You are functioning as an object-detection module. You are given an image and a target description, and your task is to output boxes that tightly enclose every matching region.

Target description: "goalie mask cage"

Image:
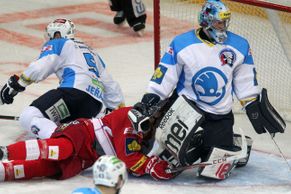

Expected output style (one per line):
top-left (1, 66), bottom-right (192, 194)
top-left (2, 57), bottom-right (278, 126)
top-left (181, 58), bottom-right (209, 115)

top-left (146, 0), bottom-right (291, 121)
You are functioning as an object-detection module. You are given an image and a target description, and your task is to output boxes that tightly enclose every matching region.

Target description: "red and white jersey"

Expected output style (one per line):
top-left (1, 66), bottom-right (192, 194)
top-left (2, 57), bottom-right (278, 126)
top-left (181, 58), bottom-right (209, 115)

top-left (147, 29), bottom-right (260, 114)
top-left (91, 107), bottom-right (151, 176)
top-left (2, 108), bottom-right (153, 181)
top-left (50, 107), bottom-right (150, 178)
top-left (22, 38), bottom-right (124, 109)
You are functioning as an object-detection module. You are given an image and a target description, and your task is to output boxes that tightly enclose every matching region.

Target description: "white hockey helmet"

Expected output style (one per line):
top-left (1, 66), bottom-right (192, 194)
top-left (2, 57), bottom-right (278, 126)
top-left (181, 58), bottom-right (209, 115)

top-left (198, 0), bottom-right (231, 43)
top-left (45, 18), bottom-right (75, 40)
top-left (93, 155), bottom-right (127, 189)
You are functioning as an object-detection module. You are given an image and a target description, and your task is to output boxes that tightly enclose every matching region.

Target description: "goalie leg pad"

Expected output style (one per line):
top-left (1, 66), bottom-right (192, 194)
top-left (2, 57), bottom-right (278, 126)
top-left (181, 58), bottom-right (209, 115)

top-left (246, 88), bottom-right (286, 134)
top-left (154, 95), bottom-right (204, 166)
top-left (233, 134), bottom-right (253, 167)
top-left (198, 147), bottom-right (238, 180)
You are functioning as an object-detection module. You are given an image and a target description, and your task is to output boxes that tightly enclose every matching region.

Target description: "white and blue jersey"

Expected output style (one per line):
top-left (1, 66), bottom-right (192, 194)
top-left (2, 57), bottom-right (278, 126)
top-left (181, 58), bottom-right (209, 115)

top-left (72, 187), bottom-right (101, 194)
top-left (148, 28), bottom-right (260, 114)
top-left (21, 38), bottom-right (124, 109)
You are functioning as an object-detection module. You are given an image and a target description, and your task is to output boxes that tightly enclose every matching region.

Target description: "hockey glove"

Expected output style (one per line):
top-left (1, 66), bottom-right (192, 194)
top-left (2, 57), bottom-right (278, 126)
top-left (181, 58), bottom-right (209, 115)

top-left (145, 156), bottom-right (174, 180)
top-left (0, 75), bottom-right (25, 104)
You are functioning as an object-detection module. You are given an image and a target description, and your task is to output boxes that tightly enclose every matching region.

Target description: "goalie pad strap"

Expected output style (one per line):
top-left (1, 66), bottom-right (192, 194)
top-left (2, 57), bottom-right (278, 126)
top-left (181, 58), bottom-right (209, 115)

top-left (233, 134), bottom-right (253, 167)
top-left (154, 95), bottom-right (204, 166)
top-left (246, 88), bottom-right (286, 134)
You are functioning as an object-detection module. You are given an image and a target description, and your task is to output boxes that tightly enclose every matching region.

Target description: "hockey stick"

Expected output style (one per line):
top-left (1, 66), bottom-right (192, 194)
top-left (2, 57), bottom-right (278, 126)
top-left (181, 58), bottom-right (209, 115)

top-left (166, 128), bottom-right (248, 174)
top-left (266, 130), bottom-right (291, 171)
top-left (166, 162), bottom-right (212, 173)
top-left (0, 115), bottom-right (19, 121)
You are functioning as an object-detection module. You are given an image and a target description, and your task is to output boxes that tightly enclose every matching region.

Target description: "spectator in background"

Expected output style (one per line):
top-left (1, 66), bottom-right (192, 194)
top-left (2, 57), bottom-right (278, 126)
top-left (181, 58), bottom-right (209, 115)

top-left (108, 0), bottom-right (147, 36)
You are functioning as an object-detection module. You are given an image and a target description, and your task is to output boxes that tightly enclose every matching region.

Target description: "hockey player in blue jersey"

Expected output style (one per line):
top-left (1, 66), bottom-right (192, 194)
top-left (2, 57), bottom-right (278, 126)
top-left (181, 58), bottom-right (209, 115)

top-left (129, 0), bottom-right (285, 180)
top-left (0, 18), bottom-right (125, 139)
top-left (72, 155), bottom-right (127, 194)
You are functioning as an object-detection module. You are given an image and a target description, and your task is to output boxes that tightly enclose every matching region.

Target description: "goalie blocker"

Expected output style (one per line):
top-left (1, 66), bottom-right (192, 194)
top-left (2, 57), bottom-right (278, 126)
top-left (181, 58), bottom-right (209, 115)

top-left (245, 88), bottom-right (286, 135)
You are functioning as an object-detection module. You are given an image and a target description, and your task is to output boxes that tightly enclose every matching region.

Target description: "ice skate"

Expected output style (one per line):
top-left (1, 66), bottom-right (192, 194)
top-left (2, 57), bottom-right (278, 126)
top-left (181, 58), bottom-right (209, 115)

top-left (113, 11), bottom-right (125, 26)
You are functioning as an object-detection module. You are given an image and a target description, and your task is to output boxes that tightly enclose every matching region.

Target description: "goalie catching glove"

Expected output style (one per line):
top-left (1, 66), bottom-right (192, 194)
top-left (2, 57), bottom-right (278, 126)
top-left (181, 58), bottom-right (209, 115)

top-left (0, 75), bottom-right (26, 105)
top-left (245, 88), bottom-right (286, 134)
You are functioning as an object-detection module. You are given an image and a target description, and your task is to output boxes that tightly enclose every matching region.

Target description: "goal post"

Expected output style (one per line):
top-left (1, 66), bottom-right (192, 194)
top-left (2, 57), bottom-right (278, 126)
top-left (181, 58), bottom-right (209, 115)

top-left (145, 0), bottom-right (291, 121)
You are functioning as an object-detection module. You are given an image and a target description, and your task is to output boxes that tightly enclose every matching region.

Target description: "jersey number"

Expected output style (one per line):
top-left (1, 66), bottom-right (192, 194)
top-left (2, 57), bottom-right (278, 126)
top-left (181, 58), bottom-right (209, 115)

top-left (133, 0), bottom-right (146, 15)
top-left (83, 53), bottom-right (99, 77)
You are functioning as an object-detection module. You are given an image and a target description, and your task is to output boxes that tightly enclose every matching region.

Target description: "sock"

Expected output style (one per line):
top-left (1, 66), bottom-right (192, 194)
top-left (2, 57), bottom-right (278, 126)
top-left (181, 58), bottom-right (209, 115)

top-left (7, 138), bottom-right (73, 161)
top-left (2, 160), bottom-right (59, 181)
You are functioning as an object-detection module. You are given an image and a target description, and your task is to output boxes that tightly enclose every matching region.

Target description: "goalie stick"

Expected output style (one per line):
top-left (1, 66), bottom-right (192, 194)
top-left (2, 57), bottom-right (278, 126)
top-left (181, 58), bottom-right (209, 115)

top-left (266, 130), bottom-right (291, 171)
top-left (166, 127), bottom-right (248, 174)
top-left (0, 115), bottom-right (19, 121)
top-left (166, 162), bottom-right (212, 173)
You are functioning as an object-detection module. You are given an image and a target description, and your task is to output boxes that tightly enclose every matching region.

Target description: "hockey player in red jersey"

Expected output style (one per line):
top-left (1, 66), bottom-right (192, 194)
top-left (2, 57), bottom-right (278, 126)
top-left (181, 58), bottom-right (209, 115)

top-left (0, 107), bottom-right (175, 181)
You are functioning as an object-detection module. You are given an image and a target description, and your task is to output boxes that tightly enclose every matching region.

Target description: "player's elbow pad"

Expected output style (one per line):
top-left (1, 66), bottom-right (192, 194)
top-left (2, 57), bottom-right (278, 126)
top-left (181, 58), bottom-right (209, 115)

top-left (245, 88), bottom-right (286, 134)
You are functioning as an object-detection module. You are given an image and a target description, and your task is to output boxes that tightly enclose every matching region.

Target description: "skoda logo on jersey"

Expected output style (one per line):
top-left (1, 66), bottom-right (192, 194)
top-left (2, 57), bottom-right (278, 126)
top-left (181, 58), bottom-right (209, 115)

top-left (192, 67), bottom-right (228, 105)
top-left (219, 48), bottom-right (236, 67)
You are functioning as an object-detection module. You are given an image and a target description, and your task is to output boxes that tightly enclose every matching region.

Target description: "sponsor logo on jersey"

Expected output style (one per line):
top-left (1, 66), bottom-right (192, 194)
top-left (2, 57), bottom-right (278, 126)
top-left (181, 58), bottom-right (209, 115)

top-left (130, 155), bottom-right (147, 172)
top-left (150, 65), bottom-right (167, 84)
top-left (48, 146), bottom-right (59, 160)
top-left (92, 79), bottom-right (104, 90)
top-left (219, 48), bottom-right (236, 67)
top-left (41, 45), bottom-right (53, 52)
top-left (14, 165), bottom-right (25, 179)
top-left (192, 67), bottom-right (228, 105)
top-left (125, 138), bottom-right (141, 155)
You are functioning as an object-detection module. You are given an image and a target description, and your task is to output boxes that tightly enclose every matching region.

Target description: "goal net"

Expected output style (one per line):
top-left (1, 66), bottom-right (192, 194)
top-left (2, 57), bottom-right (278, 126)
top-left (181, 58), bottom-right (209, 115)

top-left (145, 0), bottom-right (291, 121)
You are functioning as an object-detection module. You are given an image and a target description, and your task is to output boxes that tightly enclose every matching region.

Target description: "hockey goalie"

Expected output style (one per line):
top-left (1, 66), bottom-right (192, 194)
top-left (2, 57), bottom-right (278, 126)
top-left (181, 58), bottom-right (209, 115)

top-left (128, 0), bottom-right (286, 181)
top-left (128, 90), bottom-right (286, 180)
